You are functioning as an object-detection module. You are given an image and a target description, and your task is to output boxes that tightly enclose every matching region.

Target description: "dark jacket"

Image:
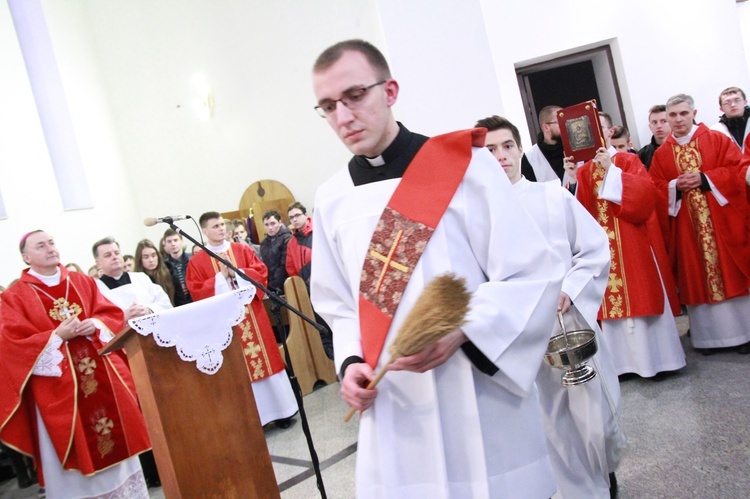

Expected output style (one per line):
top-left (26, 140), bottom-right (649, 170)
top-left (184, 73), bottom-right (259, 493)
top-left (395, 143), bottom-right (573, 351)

top-left (260, 225), bottom-right (292, 293)
top-left (637, 135), bottom-right (661, 170)
top-left (285, 218), bottom-right (313, 288)
top-left (165, 252), bottom-right (192, 306)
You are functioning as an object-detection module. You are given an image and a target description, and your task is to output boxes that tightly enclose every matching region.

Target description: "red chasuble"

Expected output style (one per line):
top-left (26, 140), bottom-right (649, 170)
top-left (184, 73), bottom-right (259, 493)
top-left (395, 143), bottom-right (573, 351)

top-left (185, 243), bottom-right (285, 381)
top-left (359, 128), bottom-right (486, 367)
top-left (576, 152), bottom-right (680, 320)
top-left (0, 266), bottom-right (151, 481)
top-left (650, 124), bottom-right (750, 306)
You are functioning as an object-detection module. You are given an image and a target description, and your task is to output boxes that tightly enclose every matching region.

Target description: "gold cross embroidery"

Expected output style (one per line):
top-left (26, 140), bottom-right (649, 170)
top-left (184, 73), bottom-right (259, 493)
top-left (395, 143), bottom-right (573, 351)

top-left (244, 342), bottom-right (262, 359)
top-left (95, 417), bottom-right (114, 435)
top-left (608, 273), bottom-right (623, 293)
top-left (78, 357), bottom-right (97, 375)
top-left (370, 230), bottom-right (409, 293)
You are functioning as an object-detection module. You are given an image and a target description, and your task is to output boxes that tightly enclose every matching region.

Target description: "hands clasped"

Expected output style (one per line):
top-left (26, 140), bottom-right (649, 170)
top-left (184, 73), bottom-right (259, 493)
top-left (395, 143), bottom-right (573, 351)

top-left (675, 172), bottom-right (702, 192)
top-left (55, 317), bottom-right (97, 341)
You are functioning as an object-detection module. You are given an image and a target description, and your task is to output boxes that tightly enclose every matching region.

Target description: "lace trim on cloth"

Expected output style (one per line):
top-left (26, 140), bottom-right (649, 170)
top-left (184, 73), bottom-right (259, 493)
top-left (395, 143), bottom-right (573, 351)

top-left (98, 326), bottom-right (115, 344)
top-left (33, 333), bottom-right (64, 377)
top-left (128, 287), bottom-right (256, 375)
top-left (97, 468), bottom-right (149, 499)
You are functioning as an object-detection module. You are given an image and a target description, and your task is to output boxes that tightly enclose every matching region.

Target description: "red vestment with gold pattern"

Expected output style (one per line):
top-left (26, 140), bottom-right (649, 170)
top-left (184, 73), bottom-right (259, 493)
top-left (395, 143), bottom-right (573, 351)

top-left (576, 152), bottom-right (680, 320)
top-left (185, 242), bottom-right (285, 380)
top-left (0, 266), bottom-right (151, 482)
top-left (650, 124), bottom-right (750, 306)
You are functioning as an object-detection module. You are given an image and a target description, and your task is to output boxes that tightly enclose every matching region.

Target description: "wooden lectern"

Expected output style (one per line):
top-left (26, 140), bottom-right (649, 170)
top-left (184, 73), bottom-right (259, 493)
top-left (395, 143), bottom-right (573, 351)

top-left (100, 324), bottom-right (280, 498)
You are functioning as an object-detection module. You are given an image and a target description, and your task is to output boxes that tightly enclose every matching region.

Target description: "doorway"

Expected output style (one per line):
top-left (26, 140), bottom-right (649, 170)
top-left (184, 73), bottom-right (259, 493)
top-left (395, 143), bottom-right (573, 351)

top-left (516, 44), bottom-right (627, 145)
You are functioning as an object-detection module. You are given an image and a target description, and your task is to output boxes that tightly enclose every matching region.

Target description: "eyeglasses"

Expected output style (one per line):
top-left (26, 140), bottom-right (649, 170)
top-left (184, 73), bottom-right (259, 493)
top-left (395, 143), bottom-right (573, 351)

top-left (721, 97), bottom-right (745, 106)
top-left (314, 80), bottom-right (387, 118)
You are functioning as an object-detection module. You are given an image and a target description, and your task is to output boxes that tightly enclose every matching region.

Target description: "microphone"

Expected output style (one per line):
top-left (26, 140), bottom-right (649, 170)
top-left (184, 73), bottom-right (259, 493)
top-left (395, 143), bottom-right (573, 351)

top-left (143, 215), bottom-right (191, 227)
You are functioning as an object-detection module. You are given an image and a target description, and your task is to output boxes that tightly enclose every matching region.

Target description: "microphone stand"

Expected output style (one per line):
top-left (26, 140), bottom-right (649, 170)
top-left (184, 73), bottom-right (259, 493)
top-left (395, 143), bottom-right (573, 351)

top-left (170, 222), bottom-right (328, 499)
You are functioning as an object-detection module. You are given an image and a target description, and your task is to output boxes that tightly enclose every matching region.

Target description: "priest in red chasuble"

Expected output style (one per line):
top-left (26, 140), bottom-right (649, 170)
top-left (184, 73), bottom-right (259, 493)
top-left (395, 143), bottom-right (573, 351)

top-left (186, 212), bottom-right (297, 427)
top-left (572, 112), bottom-right (686, 378)
top-left (0, 231), bottom-right (151, 497)
top-left (650, 94), bottom-right (750, 355)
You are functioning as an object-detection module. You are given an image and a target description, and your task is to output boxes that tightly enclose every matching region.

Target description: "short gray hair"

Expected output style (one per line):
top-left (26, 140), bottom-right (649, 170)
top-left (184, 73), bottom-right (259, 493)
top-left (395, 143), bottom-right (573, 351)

top-left (666, 94), bottom-right (694, 110)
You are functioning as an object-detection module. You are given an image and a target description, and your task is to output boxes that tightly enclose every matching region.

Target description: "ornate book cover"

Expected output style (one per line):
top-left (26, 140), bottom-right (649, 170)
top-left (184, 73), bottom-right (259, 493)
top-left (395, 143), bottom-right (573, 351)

top-left (556, 100), bottom-right (605, 163)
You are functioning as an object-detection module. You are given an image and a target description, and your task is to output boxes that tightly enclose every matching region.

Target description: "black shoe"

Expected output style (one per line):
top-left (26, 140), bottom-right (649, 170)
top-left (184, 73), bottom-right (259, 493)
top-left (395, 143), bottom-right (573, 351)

top-left (146, 478), bottom-right (161, 488)
top-left (650, 370), bottom-right (677, 382)
top-left (275, 417), bottom-right (294, 429)
top-left (17, 473), bottom-right (33, 489)
top-left (737, 342), bottom-right (750, 354)
top-left (609, 472), bottom-right (618, 499)
top-left (695, 348), bottom-right (717, 356)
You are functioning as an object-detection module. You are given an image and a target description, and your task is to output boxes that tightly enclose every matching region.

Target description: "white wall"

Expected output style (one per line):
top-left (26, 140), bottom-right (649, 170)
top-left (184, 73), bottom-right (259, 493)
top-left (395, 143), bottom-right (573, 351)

top-left (0, 1), bottom-right (141, 284)
top-left (480, 0), bottom-right (750, 150)
top-left (0, 0), bottom-right (386, 285)
top-left (1, 0), bottom-right (749, 286)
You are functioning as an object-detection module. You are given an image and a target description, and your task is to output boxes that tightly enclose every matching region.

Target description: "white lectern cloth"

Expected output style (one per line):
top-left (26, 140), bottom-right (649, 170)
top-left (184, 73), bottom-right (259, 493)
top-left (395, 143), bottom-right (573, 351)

top-left (129, 287), bottom-right (255, 374)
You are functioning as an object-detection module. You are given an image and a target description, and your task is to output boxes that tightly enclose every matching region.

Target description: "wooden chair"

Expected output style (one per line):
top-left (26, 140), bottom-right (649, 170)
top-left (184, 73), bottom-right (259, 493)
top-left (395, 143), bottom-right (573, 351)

top-left (281, 276), bottom-right (337, 395)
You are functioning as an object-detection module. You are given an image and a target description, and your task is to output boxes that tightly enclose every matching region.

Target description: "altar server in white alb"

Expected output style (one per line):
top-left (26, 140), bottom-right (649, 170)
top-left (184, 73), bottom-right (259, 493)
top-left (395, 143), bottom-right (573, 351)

top-left (310, 39), bottom-right (565, 498)
top-left (478, 114), bottom-right (627, 499)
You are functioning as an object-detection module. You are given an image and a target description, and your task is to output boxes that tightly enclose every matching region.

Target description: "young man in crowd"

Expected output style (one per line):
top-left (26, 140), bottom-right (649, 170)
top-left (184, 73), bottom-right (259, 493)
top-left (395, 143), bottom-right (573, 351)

top-left (521, 104), bottom-right (566, 183)
top-left (478, 114), bottom-right (625, 498)
top-left (637, 104), bottom-right (671, 169)
top-left (710, 86), bottom-right (750, 157)
top-left (163, 228), bottom-right (192, 306)
top-left (186, 212), bottom-right (297, 428)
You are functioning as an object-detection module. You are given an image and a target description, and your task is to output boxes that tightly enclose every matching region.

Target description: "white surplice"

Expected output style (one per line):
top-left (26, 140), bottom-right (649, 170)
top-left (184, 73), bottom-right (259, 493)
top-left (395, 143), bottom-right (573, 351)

top-left (515, 178), bottom-right (626, 499)
top-left (525, 143), bottom-right (573, 186)
top-left (311, 146), bottom-right (565, 499)
top-left (96, 271), bottom-right (173, 315)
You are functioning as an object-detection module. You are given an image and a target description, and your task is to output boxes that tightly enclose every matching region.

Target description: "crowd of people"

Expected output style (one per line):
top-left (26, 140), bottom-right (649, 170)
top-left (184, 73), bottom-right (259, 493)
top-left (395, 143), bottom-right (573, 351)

top-left (309, 39), bottom-right (750, 499)
top-left (0, 203), bottom-right (334, 496)
top-left (1, 35), bottom-right (748, 498)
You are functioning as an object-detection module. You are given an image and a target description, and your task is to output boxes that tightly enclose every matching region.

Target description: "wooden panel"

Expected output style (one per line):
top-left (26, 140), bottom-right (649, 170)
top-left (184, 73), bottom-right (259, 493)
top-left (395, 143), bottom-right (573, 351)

top-left (283, 277), bottom-right (337, 396)
top-left (116, 330), bottom-right (280, 498)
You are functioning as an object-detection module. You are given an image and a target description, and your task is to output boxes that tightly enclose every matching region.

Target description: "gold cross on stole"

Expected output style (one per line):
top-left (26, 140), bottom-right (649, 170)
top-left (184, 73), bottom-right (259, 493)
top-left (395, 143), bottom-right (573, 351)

top-left (369, 230), bottom-right (409, 293)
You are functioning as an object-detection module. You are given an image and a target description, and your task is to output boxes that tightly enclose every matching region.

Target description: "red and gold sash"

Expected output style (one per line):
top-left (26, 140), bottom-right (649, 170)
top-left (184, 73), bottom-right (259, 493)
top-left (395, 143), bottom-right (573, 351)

top-left (358, 128), bottom-right (486, 367)
top-left (590, 163), bottom-right (631, 319)
top-left (672, 139), bottom-right (726, 302)
top-left (211, 246), bottom-right (285, 380)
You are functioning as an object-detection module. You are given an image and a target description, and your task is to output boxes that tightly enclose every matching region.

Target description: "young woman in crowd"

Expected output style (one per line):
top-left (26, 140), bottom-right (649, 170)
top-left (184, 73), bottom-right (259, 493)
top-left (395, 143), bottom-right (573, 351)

top-left (135, 238), bottom-right (176, 305)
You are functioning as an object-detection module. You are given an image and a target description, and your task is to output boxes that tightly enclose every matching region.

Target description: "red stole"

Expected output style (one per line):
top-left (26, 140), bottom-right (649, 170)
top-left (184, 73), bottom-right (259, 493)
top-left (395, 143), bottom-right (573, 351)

top-left (207, 245), bottom-right (285, 381)
top-left (358, 128), bottom-right (486, 367)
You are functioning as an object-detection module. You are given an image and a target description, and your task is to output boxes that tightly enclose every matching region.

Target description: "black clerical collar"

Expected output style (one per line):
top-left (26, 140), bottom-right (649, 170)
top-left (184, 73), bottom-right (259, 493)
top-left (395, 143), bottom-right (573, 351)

top-left (100, 272), bottom-right (132, 290)
top-left (348, 123), bottom-right (429, 186)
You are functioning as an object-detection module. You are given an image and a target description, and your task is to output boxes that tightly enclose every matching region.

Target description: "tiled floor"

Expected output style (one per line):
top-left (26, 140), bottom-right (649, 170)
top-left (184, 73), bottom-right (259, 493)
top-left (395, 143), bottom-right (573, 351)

top-left (3, 315), bottom-right (750, 498)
